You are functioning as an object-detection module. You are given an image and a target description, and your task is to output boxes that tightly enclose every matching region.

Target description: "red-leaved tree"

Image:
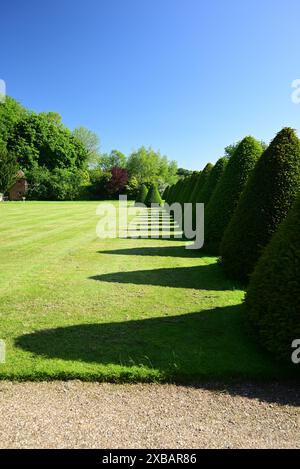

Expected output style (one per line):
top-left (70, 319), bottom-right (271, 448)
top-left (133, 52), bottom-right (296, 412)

top-left (106, 166), bottom-right (128, 197)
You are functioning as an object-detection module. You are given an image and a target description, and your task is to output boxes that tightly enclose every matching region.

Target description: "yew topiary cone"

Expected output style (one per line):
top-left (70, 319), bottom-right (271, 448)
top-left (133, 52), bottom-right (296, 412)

top-left (144, 183), bottom-right (163, 206)
top-left (197, 157), bottom-right (228, 206)
top-left (135, 184), bottom-right (148, 204)
top-left (204, 137), bottom-right (263, 255)
top-left (244, 194), bottom-right (300, 361)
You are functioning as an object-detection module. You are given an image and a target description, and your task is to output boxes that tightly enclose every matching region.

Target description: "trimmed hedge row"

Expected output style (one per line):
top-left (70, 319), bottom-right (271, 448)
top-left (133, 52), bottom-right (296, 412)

top-left (204, 137), bottom-right (263, 254)
top-left (221, 128), bottom-right (300, 281)
top-left (157, 127), bottom-right (300, 365)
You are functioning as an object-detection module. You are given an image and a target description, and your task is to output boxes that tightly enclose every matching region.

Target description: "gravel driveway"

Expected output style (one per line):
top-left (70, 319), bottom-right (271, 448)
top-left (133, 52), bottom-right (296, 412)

top-left (0, 381), bottom-right (299, 449)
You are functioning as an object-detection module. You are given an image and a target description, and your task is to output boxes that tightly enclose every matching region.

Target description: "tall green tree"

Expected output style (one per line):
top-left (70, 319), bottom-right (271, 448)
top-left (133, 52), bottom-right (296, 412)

top-left (0, 146), bottom-right (18, 194)
top-left (0, 96), bottom-right (27, 148)
top-left (7, 113), bottom-right (88, 170)
top-left (73, 127), bottom-right (101, 167)
top-left (98, 149), bottom-right (126, 172)
top-left (126, 146), bottom-right (177, 187)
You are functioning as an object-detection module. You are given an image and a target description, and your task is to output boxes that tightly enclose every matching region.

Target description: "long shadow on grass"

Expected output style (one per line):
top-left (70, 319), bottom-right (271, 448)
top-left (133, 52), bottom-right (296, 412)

top-left (89, 263), bottom-right (238, 291)
top-left (15, 304), bottom-right (297, 402)
top-left (98, 246), bottom-right (204, 258)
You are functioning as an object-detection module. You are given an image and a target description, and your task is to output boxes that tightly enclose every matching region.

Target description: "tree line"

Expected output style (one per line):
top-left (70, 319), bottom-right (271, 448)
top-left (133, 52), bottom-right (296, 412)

top-left (0, 97), bottom-right (179, 200)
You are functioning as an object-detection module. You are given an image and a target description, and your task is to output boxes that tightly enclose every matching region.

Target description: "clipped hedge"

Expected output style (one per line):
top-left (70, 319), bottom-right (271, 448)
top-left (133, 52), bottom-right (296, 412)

top-left (135, 184), bottom-right (149, 204)
top-left (245, 194), bottom-right (300, 361)
top-left (204, 137), bottom-right (263, 254)
top-left (144, 183), bottom-right (163, 206)
top-left (221, 128), bottom-right (300, 281)
top-left (197, 157), bottom-right (228, 205)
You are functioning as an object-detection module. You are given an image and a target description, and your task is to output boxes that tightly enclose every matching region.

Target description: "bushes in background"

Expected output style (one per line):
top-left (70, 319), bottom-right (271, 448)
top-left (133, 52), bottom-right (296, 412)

top-left (221, 128), bottom-right (300, 281)
top-left (244, 194), bottom-right (300, 361)
top-left (26, 166), bottom-right (89, 200)
top-left (204, 137), bottom-right (263, 254)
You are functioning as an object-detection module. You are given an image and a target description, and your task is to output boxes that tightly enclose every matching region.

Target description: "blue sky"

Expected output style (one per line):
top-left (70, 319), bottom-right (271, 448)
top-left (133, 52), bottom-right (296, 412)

top-left (1, 0), bottom-right (300, 169)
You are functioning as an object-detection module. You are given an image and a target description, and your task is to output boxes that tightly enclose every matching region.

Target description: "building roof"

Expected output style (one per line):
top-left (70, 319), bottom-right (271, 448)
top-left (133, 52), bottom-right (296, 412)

top-left (16, 170), bottom-right (26, 179)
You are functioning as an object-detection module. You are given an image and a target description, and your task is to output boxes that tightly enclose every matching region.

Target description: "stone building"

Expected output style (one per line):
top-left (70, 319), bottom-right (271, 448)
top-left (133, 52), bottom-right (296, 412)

top-left (9, 170), bottom-right (28, 201)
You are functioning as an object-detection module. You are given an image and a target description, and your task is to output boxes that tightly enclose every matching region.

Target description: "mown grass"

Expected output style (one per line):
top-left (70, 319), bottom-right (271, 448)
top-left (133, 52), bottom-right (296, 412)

top-left (0, 201), bottom-right (295, 382)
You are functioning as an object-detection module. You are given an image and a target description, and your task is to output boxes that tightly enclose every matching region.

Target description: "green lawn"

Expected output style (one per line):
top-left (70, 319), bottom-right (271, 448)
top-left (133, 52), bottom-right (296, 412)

top-left (0, 201), bottom-right (294, 382)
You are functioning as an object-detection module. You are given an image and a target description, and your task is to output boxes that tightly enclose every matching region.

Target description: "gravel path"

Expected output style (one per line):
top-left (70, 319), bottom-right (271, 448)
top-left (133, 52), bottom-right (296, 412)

top-left (0, 381), bottom-right (299, 449)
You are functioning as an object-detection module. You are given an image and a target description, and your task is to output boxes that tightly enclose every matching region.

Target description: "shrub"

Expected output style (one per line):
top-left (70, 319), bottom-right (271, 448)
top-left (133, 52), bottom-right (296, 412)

top-left (144, 183), bottom-right (162, 206)
top-left (244, 195), bottom-right (300, 361)
top-left (204, 137), bottom-right (263, 254)
top-left (136, 184), bottom-right (148, 204)
top-left (221, 128), bottom-right (300, 280)
top-left (197, 157), bottom-right (228, 205)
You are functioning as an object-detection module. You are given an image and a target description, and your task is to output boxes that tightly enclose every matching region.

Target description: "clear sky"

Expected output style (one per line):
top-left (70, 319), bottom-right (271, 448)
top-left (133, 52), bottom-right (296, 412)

top-left (1, 0), bottom-right (300, 169)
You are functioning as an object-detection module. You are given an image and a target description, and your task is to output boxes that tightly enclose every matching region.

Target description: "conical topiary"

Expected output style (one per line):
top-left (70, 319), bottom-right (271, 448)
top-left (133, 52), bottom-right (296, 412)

top-left (184, 172), bottom-right (200, 203)
top-left (221, 128), bottom-right (300, 281)
top-left (197, 157), bottom-right (228, 206)
top-left (144, 183), bottom-right (163, 206)
top-left (135, 184), bottom-right (148, 204)
top-left (204, 136), bottom-right (263, 254)
top-left (190, 164), bottom-right (213, 204)
top-left (178, 176), bottom-right (193, 205)
top-left (173, 179), bottom-right (185, 203)
top-left (166, 180), bottom-right (180, 204)
top-left (244, 194), bottom-right (300, 361)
